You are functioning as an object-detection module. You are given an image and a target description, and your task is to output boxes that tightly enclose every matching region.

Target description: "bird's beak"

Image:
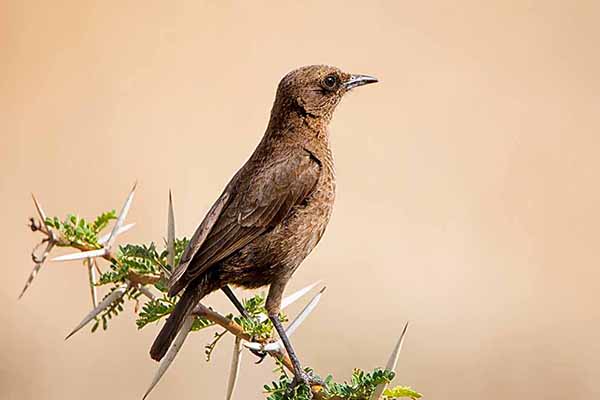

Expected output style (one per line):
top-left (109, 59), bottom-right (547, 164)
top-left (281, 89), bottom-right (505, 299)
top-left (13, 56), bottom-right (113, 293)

top-left (344, 74), bottom-right (378, 90)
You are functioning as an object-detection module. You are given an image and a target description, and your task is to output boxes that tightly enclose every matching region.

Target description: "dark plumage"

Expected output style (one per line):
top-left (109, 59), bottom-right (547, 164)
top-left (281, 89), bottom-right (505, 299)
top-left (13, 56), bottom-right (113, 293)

top-left (150, 65), bottom-right (377, 384)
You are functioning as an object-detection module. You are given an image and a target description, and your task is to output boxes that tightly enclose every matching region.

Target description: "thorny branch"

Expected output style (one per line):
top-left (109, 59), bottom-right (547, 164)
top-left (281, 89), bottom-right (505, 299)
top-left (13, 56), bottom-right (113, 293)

top-left (21, 186), bottom-right (420, 400)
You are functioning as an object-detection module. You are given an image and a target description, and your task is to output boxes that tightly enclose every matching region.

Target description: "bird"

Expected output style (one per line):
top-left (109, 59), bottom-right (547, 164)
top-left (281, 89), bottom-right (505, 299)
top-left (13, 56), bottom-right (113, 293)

top-left (150, 65), bottom-right (377, 387)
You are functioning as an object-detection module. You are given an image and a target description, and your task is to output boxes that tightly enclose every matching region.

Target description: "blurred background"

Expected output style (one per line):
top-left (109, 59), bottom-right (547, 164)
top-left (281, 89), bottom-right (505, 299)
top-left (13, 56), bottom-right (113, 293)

top-left (2, 1), bottom-right (599, 399)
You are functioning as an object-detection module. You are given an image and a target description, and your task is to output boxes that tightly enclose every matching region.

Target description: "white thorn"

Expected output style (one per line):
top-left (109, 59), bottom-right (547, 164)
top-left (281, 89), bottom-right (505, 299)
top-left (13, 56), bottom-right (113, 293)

top-left (98, 223), bottom-right (135, 245)
top-left (283, 286), bottom-right (325, 338)
top-left (257, 280), bottom-right (322, 323)
top-left (244, 287), bottom-right (326, 352)
top-left (370, 322), bottom-right (410, 400)
top-left (242, 340), bottom-right (262, 351)
top-left (20, 240), bottom-right (54, 299)
top-left (138, 285), bottom-right (156, 300)
top-left (281, 280), bottom-right (322, 312)
top-left (65, 285), bottom-right (128, 340)
top-left (143, 315), bottom-right (194, 400)
top-left (385, 322), bottom-right (409, 371)
top-left (105, 182), bottom-right (137, 250)
top-left (31, 193), bottom-right (49, 230)
top-left (226, 337), bottom-right (243, 400)
top-left (18, 263), bottom-right (43, 299)
top-left (87, 259), bottom-right (98, 307)
top-left (166, 190), bottom-right (175, 276)
top-left (51, 248), bottom-right (108, 262)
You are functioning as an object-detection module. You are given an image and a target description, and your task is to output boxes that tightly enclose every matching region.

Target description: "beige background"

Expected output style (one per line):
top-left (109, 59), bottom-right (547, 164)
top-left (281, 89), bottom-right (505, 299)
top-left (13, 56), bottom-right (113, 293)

top-left (2, 1), bottom-right (599, 399)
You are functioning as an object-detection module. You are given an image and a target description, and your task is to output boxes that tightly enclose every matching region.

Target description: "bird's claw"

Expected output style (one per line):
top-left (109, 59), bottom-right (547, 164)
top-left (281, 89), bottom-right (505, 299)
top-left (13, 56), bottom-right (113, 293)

top-left (247, 333), bottom-right (268, 363)
top-left (249, 348), bottom-right (268, 364)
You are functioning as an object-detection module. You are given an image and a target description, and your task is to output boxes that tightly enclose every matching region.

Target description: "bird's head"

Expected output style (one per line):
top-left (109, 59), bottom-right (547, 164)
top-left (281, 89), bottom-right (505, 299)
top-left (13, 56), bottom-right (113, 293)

top-left (271, 65), bottom-right (378, 124)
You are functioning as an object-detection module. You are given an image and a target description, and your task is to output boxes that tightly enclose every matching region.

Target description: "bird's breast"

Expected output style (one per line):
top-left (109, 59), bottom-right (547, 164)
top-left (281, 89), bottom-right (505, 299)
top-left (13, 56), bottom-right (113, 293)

top-left (221, 158), bottom-right (336, 288)
top-left (280, 165), bottom-right (336, 264)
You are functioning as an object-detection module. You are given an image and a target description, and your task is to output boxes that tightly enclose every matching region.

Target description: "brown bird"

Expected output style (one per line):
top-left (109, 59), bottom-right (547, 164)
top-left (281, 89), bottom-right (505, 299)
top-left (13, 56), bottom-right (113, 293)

top-left (150, 65), bottom-right (377, 386)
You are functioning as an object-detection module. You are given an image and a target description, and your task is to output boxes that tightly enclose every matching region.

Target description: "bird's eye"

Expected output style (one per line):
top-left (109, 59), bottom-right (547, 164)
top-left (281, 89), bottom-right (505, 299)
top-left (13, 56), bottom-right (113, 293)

top-left (323, 75), bottom-right (338, 89)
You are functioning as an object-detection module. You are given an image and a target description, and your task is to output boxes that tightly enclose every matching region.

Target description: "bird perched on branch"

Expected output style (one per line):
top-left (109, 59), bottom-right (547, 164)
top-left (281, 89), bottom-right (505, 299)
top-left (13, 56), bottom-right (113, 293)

top-left (150, 65), bottom-right (377, 387)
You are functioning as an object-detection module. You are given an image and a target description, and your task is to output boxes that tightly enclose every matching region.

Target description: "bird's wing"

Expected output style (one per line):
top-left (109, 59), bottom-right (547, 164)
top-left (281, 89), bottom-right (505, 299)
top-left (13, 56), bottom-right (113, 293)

top-left (168, 150), bottom-right (320, 295)
top-left (168, 190), bottom-right (230, 291)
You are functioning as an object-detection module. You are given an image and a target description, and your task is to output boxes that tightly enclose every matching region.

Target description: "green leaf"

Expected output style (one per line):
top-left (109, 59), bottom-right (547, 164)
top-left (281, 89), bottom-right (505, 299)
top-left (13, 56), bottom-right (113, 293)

top-left (91, 210), bottom-right (117, 233)
top-left (45, 213), bottom-right (108, 248)
top-left (136, 297), bottom-right (176, 329)
top-left (384, 386), bottom-right (422, 399)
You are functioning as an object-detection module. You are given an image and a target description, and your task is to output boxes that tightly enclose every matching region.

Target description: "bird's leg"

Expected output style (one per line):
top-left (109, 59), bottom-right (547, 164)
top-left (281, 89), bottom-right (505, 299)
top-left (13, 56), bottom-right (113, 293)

top-left (221, 285), bottom-right (252, 319)
top-left (269, 315), bottom-right (309, 381)
top-left (267, 281), bottom-right (322, 396)
top-left (220, 285), bottom-right (267, 363)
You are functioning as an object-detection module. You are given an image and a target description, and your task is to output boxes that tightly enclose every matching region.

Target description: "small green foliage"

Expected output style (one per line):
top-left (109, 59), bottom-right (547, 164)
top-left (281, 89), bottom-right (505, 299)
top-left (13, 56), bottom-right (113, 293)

top-left (119, 242), bottom-right (163, 274)
top-left (98, 239), bottom-right (188, 288)
top-left (242, 292), bottom-right (268, 317)
top-left (264, 368), bottom-right (403, 400)
top-left (46, 212), bottom-right (116, 248)
top-left (264, 372), bottom-right (312, 400)
top-left (232, 293), bottom-right (274, 341)
top-left (92, 210), bottom-right (118, 233)
top-left (323, 368), bottom-right (395, 400)
top-left (230, 292), bottom-right (288, 342)
top-left (236, 315), bottom-right (274, 342)
top-left (98, 243), bottom-right (164, 285)
top-left (263, 368), bottom-right (416, 400)
top-left (383, 386), bottom-right (422, 399)
top-left (136, 295), bottom-right (216, 331)
top-left (191, 315), bottom-right (215, 331)
top-left (136, 296), bottom-right (176, 329)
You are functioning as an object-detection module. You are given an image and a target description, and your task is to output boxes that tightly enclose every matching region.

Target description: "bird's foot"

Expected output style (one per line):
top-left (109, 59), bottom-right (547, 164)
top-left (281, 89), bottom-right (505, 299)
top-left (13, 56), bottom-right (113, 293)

top-left (284, 370), bottom-right (324, 399)
top-left (249, 347), bottom-right (268, 363)
top-left (247, 331), bottom-right (270, 363)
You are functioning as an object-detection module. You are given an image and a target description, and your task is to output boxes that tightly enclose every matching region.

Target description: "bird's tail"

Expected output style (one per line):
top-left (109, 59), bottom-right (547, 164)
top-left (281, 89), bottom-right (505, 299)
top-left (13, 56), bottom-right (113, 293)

top-left (149, 283), bottom-right (205, 361)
